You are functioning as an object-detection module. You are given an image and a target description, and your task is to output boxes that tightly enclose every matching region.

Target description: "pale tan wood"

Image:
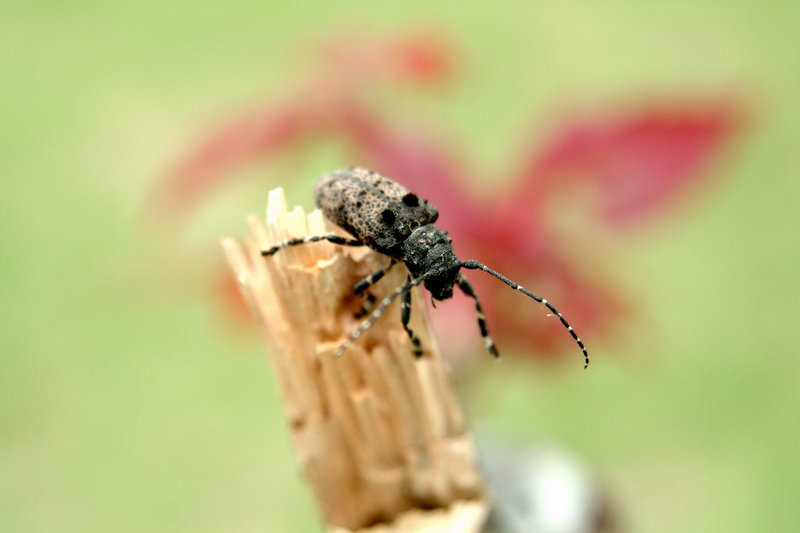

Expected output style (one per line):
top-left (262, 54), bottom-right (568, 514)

top-left (223, 188), bottom-right (488, 532)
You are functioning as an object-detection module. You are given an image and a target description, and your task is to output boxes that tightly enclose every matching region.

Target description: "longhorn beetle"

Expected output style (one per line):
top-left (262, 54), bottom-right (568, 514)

top-left (261, 167), bottom-right (589, 368)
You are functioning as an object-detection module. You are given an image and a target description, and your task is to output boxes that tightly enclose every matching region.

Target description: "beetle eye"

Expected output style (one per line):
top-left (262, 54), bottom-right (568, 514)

top-left (381, 209), bottom-right (396, 225)
top-left (402, 193), bottom-right (419, 207)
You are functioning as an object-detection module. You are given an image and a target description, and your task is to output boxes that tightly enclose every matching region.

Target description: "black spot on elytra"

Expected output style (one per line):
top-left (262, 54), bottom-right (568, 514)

top-left (381, 209), bottom-right (396, 225)
top-left (402, 193), bottom-right (419, 207)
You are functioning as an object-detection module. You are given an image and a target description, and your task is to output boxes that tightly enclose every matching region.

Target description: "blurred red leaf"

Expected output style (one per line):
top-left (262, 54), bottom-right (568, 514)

top-left (508, 101), bottom-right (741, 228)
top-left (155, 102), bottom-right (314, 216)
top-left (155, 30), bottom-right (743, 363)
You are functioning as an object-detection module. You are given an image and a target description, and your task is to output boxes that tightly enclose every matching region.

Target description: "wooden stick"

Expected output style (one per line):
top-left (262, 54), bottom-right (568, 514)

top-left (222, 188), bottom-right (488, 532)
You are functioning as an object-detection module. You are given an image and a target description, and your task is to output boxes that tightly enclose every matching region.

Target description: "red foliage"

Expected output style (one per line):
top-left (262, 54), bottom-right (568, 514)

top-left (509, 103), bottom-right (740, 226)
top-left (156, 30), bottom-right (741, 362)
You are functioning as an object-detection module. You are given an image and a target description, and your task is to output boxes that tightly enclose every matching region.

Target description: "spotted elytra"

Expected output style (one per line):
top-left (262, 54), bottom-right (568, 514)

top-left (261, 167), bottom-right (589, 368)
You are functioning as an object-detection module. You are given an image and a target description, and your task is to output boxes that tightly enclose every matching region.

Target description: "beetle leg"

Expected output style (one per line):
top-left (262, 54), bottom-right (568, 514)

top-left (261, 234), bottom-right (363, 257)
top-left (457, 274), bottom-right (500, 359)
top-left (353, 260), bottom-right (396, 318)
top-left (401, 276), bottom-right (425, 358)
top-left (354, 259), bottom-right (397, 294)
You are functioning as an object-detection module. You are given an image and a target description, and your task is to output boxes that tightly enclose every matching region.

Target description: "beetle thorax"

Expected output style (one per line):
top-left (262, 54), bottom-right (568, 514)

top-left (400, 225), bottom-right (461, 300)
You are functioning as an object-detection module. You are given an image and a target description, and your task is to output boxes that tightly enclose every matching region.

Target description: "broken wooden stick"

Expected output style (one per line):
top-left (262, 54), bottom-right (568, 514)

top-left (222, 187), bottom-right (488, 532)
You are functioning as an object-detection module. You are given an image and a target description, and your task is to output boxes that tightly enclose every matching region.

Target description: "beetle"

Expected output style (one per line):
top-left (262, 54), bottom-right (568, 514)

top-left (261, 167), bottom-right (589, 368)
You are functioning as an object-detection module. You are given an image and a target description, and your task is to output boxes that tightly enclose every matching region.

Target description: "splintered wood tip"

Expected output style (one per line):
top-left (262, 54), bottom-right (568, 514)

top-left (223, 188), bottom-right (488, 532)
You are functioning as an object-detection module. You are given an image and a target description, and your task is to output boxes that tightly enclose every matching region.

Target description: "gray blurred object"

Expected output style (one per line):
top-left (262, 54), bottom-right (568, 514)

top-left (480, 440), bottom-right (618, 533)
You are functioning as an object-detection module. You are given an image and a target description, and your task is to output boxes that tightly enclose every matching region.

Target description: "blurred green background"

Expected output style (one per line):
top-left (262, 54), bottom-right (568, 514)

top-left (2, 2), bottom-right (799, 532)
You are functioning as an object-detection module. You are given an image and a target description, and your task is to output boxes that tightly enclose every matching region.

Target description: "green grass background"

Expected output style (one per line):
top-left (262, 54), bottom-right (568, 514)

top-left (2, 2), bottom-right (799, 531)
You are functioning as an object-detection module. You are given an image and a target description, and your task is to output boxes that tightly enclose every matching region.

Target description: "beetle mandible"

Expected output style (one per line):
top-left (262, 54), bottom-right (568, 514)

top-left (261, 167), bottom-right (589, 368)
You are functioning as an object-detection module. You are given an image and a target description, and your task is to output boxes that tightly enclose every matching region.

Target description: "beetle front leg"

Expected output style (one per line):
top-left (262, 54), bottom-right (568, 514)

top-left (353, 260), bottom-right (396, 318)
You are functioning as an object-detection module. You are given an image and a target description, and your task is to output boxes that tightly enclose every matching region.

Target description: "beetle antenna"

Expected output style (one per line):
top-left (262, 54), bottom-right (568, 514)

top-left (334, 275), bottom-right (428, 358)
top-left (460, 260), bottom-right (589, 368)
